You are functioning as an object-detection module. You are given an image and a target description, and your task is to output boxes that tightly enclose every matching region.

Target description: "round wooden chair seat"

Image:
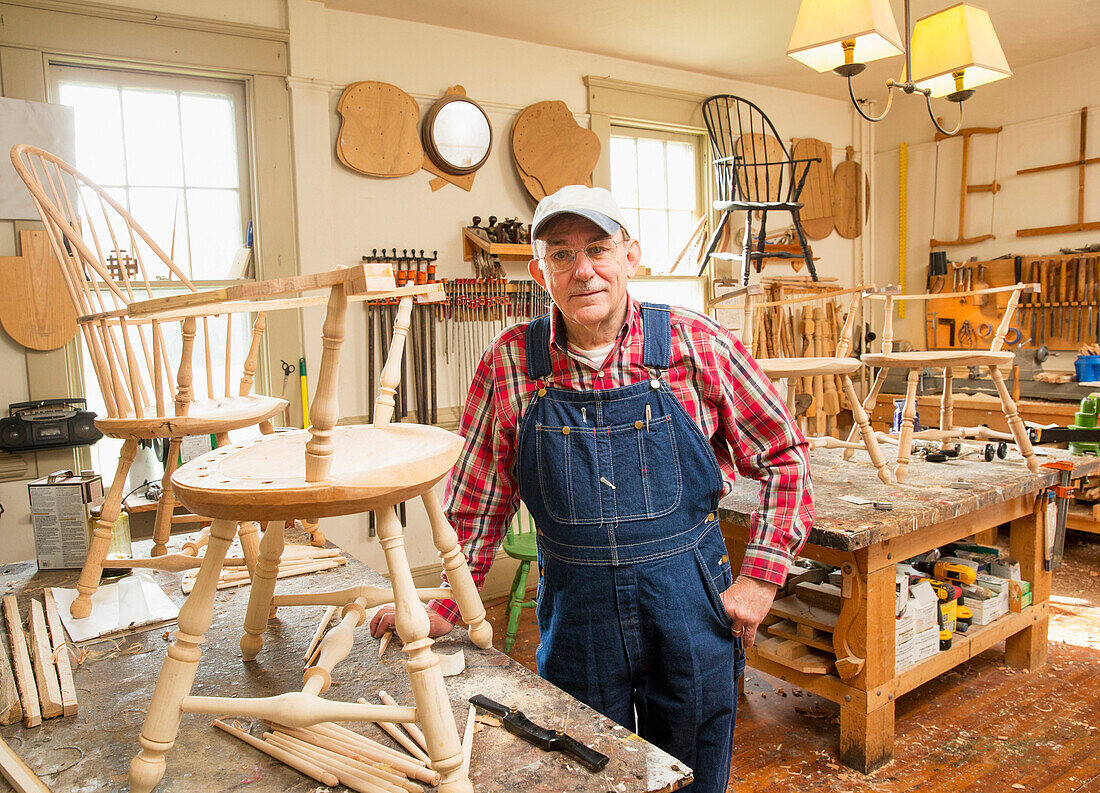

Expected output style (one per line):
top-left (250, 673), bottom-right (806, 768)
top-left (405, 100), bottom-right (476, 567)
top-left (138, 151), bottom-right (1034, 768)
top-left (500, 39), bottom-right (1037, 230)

top-left (757, 356), bottom-right (862, 379)
top-left (172, 424), bottom-right (463, 520)
top-left (861, 350), bottom-right (1015, 369)
top-left (95, 395), bottom-right (287, 439)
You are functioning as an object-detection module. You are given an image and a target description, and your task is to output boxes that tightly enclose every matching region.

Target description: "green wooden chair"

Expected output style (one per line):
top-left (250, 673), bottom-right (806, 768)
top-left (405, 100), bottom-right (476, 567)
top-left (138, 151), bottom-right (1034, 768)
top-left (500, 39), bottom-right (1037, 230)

top-left (502, 502), bottom-right (538, 652)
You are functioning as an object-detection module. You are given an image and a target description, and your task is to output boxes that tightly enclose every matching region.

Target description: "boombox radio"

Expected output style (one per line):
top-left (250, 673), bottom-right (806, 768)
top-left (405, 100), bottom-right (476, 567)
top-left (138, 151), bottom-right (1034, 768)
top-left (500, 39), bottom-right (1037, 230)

top-left (0, 399), bottom-right (103, 452)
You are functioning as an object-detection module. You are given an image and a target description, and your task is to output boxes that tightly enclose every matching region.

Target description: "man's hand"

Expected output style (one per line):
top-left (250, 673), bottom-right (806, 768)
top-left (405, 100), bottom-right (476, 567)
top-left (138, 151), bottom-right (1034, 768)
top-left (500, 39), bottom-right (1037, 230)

top-left (719, 576), bottom-right (778, 648)
top-left (369, 605), bottom-right (454, 641)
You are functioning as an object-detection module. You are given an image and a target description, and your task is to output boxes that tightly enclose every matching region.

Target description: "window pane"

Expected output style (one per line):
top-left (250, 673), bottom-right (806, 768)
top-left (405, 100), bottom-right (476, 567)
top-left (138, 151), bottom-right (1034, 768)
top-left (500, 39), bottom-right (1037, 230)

top-left (621, 208), bottom-right (640, 240)
top-left (636, 138), bottom-right (666, 208)
top-left (186, 188), bottom-right (242, 280)
top-left (181, 93), bottom-right (239, 188)
top-left (639, 209), bottom-right (669, 272)
top-left (610, 136), bottom-right (638, 208)
top-left (130, 187), bottom-right (190, 276)
top-left (122, 89), bottom-right (184, 186)
top-left (668, 210), bottom-right (695, 266)
top-left (666, 142), bottom-right (696, 210)
top-left (59, 84), bottom-right (126, 185)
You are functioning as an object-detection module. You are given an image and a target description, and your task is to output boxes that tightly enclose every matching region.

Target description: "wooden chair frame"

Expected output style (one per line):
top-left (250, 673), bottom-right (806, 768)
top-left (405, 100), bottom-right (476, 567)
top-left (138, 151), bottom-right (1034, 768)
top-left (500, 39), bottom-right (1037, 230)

top-left (855, 283), bottom-right (1041, 482)
top-left (9, 144), bottom-right (328, 618)
top-left (713, 285), bottom-right (892, 483)
top-left (125, 274), bottom-right (489, 793)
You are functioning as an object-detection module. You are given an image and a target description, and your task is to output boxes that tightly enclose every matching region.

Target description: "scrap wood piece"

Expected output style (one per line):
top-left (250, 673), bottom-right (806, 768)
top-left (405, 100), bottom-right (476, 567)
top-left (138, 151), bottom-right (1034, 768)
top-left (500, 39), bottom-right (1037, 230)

top-left (460, 703), bottom-right (476, 778)
top-left (377, 629), bottom-right (393, 659)
top-left (304, 605), bottom-right (338, 664)
top-left (765, 619), bottom-right (834, 653)
top-left (795, 581), bottom-right (843, 613)
top-left (378, 690), bottom-right (428, 752)
top-left (754, 636), bottom-right (833, 674)
top-left (25, 603), bottom-right (62, 719)
top-left (2, 596), bottom-right (40, 728)
top-left (0, 624), bottom-right (21, 725)
top-left (41, 591), bottom-right (76, 717)
top-left (213, 718), bottom-right (339, 787)
top-left (769, 593), bottom-right (839, 633)
top-left (0, 735), bottom-right (51, 793)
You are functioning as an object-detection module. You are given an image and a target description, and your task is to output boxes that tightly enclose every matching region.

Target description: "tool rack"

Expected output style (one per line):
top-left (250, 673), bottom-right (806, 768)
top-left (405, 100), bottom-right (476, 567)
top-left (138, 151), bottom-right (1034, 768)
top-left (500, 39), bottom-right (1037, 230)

top-left (925, 253), bottom-right (1100, 352)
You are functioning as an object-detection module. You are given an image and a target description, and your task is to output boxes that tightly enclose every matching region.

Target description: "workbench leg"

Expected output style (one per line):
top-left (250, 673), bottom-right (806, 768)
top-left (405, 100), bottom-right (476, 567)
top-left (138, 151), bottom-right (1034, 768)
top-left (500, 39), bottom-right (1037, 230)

top-left (839, 558), bottom-right (895, 772)
top-left (840, 700), bottom-right (895, 773)
top-left (130, 518), bottom-right (237, 793)
top-left (151, 438), bottom-right (182, 557)
top-left (376, 507), bottom-right (471, 793)
top-left (422, 490), bottom-right (492, 649)
top-left (241, 520), bottom-right (284, 662)
top-left (1006, 499), bottom-right (1049, 670)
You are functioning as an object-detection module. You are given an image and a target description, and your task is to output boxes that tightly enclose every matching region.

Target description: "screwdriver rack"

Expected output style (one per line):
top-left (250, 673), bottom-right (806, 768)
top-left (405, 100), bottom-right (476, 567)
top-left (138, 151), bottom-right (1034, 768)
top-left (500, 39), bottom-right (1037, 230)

top-left (925, 253), bottom-right (1100, 352)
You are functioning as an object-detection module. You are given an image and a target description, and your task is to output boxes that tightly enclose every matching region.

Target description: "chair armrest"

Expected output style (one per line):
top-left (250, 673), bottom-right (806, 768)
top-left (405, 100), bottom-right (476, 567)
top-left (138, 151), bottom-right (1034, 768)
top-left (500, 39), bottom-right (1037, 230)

top-left (126, 262), bottom-right (397, 319)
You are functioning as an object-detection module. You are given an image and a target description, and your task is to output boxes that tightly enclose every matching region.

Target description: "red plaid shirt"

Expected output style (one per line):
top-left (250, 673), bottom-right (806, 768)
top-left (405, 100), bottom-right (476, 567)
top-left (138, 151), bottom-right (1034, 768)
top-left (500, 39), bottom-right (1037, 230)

top-left (432, 298), bottom-right (813, 624)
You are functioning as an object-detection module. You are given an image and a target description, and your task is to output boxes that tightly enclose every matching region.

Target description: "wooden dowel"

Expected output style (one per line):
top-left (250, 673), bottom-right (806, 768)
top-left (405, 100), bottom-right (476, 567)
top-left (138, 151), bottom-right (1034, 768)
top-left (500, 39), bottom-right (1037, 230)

top-left (265, 725), bottom-right (421, 792)
top-left (265, 732), bottom-right (405, 793)
top-left (307, 722), bottom-right (436, 781)
top-left (377, 691), bottom-right (427, 752)
top-left (213, 718), bottom-right (339, 787)
top-left (303, 605), bottom-right (338, 664)
top-left (460, 703), bottom-right (475, 778)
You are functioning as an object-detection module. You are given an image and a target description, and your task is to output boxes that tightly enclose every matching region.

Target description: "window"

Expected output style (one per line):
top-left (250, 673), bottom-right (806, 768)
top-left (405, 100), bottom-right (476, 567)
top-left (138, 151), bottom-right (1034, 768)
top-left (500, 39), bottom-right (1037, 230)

top-left (610, 128), bottom-right (704, 275)
top-left (52, 64), bottom-right (252, 282)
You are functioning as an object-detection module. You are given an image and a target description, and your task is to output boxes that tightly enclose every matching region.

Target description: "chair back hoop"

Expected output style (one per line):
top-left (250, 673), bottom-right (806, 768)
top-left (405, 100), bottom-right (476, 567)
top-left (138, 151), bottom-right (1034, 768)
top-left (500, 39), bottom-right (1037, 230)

top-left (9, 144), bottom-right (264, 422)
top-left (701, 95), bottom-right (815, 204)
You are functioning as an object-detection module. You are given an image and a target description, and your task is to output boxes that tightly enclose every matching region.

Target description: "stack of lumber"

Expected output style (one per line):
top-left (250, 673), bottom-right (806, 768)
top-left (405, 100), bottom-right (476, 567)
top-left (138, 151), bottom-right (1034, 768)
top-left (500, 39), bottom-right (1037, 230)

top-left (757, 575), bottom-right (844, 676)
top-left (0, 591), bottom-right (78, 728)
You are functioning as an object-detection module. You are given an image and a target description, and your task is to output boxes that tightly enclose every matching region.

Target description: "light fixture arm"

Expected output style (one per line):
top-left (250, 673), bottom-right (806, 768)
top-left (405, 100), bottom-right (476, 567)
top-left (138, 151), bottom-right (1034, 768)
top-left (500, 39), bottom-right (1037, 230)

top-left (847, 75), bottom-right (897, 123)
top-left (924, 91), bottom-right (964, 136)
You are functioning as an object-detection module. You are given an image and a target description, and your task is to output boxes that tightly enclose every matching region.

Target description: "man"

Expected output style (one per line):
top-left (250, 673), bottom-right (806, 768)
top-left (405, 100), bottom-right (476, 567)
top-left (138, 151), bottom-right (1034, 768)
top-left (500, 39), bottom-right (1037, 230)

top-left (372, 185), bottom-right (813, 790)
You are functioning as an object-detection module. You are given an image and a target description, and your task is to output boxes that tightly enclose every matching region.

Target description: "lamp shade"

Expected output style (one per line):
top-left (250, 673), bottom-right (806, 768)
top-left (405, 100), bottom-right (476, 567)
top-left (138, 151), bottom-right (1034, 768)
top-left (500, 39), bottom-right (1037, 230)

top-left (787, 0), bottom-right (904, 72)
top-left (910, 4), bottom-right (1011, 97)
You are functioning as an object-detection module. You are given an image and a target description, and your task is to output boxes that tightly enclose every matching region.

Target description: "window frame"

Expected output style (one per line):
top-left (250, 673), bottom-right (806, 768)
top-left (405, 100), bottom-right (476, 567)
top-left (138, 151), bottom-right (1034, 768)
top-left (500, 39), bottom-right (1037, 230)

top-left (609, 123), bottom-right (708, 276)
top-left (48, 61), bottom-right (255, 286)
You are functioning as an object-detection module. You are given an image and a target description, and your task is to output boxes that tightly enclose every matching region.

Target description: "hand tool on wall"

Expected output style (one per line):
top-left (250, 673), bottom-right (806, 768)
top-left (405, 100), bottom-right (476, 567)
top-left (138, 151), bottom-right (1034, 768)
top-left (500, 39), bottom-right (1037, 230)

top-left (469, 695), bottom-right (610, 772)
top-left (1076, 257), bottom-right (1087, 342)
top-left (929, 126), bottom-right (1001, 247)
top-left (1059, 258), bottom-right (1068, 340)
top-left (1039, 460), bottom-right (1074, 570)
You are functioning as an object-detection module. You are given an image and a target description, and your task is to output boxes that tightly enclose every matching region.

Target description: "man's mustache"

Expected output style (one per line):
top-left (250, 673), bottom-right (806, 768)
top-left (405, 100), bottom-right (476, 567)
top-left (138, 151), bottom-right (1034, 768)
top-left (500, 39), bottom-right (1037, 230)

top-left (568, 280), bottom-right (603, 296)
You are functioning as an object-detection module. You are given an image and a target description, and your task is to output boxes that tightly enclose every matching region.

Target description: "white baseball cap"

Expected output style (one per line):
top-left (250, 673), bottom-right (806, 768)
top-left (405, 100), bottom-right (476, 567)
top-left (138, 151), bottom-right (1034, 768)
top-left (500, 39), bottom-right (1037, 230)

top-left (530, 185), bottom-right (629, 253)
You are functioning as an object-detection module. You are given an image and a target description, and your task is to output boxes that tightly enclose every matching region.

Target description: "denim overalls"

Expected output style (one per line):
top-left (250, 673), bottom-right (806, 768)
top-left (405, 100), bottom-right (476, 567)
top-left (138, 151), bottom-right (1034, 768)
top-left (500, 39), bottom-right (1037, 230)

top-left (515, 303), bottom-right (745, 792)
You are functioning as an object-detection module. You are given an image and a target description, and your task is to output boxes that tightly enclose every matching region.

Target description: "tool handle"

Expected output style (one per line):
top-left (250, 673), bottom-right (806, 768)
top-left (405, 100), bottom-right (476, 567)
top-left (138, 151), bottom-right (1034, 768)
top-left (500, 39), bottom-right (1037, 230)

top-left (468, 694), bottom-right (509, 718)
top-left (469, 695), bottom-right (610, 772)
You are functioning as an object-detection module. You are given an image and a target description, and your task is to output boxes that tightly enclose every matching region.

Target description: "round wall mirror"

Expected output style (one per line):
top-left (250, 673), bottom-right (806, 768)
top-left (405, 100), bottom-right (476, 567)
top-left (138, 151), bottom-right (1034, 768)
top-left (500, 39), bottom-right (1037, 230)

top-left (421, 94), bottom-right (492, 176)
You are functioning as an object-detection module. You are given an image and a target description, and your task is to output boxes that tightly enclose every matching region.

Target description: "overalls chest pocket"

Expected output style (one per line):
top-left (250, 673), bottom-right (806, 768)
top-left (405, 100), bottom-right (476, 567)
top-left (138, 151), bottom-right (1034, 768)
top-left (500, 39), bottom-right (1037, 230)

top-left (533, 412), bottom-right (682, 525)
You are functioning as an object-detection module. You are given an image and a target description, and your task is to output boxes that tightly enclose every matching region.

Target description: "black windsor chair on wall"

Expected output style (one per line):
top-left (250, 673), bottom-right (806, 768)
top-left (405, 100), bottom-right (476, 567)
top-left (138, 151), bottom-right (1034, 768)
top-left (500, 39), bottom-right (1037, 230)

top-left (699, 94), bottom-right (820, 284)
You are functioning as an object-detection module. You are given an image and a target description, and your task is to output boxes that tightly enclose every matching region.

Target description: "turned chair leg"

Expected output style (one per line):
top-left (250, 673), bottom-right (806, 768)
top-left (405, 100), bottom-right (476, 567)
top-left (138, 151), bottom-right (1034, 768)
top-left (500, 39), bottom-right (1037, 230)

top-left (130, 518), bottom-right (238, 793)
top-left (422, 490), bottom-right (492, 649)
top-left (375, 506), bottom-right (471, 793)
top-left (241, 520), bottom-right (284, 661)
top-left (151, 439), bottom-right (182, 557)
top-left (237, 521), bottom-right (261, 580)
top-left (302, 519), bottom-right (326, 547)
top-left (941, 368), bottom-right (958, 452)
top-left (844, 368), bottom-right (886, 461)
top-left (71, 438), bottom-right (139, 619)
top-left (504, 560), bottom-right (531, 653)
top-left (895, 369), bottom-right (920, 483)
top-left (990, 365), bottom-right (1041, 473)
top-left (840, 374), bottom-right (891, 484)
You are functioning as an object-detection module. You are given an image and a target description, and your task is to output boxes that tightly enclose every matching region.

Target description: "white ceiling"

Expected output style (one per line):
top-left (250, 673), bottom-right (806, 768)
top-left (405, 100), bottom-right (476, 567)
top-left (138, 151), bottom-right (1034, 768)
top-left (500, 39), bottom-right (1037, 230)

top-left (320, 0), bottom-right (1100, 100)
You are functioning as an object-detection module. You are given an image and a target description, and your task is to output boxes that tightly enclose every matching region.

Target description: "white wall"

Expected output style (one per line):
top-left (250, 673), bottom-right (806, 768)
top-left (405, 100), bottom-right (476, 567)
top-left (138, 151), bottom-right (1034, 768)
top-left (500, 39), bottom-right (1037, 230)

top-left (282, 0), bottom-right (862, 582)
top-left (872, 44), bottom-right (1100, 346)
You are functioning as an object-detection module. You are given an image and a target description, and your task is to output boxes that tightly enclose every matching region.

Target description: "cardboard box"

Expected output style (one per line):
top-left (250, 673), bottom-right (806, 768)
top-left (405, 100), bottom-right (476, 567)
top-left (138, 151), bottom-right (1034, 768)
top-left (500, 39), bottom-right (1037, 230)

top-left (962, 589), bottom-right (1008, 624)
top-left (992, 558), bottom-right (1022, 581)
top-left (1009, 579), bottom-right (1032, 613)
top-left (28, 470), bottom-right (103, 570)
top-left (909, 581), bottom-right (939, 632)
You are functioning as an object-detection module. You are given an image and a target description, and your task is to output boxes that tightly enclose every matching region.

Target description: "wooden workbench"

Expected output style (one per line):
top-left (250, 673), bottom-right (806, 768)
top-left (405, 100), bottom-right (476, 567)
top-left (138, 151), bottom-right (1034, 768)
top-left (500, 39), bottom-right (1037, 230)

top-left (0, 535), bottom-right (690, 792)
top-left (718, 447), bottom-right (1099, 774)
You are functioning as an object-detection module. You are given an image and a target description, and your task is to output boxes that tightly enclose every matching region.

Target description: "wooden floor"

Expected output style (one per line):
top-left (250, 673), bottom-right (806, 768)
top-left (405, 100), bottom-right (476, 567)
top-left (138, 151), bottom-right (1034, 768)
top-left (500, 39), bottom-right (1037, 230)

top-left (482, 529), bottom-right (1100, 793)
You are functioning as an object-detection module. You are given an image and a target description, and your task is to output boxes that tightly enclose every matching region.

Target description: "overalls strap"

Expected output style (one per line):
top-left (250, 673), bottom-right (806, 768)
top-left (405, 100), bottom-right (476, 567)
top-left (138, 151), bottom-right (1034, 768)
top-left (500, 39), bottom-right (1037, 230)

top-left (523, 304), bottom-right (672, 379)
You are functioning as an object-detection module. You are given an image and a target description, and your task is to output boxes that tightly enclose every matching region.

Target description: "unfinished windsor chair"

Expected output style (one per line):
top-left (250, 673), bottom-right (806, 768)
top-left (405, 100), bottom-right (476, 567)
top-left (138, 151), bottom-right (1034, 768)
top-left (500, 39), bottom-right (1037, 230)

top-left (711, 284), bottom-right (892, 483)
top-left (125, 273), bottom-right (491, 793)
top-left (9, 144), bottom-right (329, 619)
top-left (856, 283), bottom-right (1041, 482)
top-left (699, 94), bottom-right (819, 283)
